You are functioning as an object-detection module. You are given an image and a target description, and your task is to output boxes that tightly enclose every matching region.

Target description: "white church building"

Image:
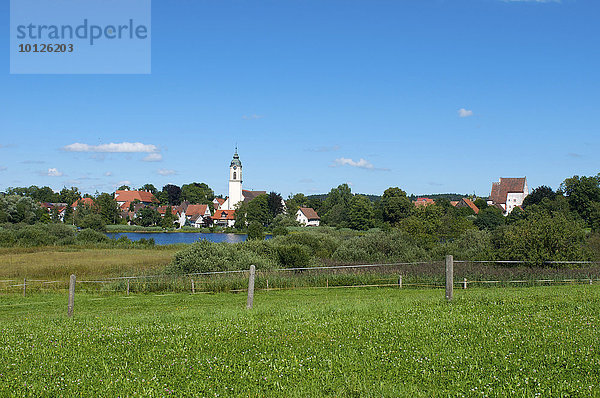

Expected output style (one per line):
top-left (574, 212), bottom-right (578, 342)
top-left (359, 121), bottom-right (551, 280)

top-left (218, 150), bottom-right (266, 212)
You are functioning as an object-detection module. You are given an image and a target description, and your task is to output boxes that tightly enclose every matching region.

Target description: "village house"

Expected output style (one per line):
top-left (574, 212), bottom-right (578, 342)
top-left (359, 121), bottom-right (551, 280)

top-left (296, 207), bottom-right (320, 227)
top-left (211, 209), bottom-right (236, 227)
top-left (71, 197), bottom-right (94, 211)
top-left (40, 202), bottom-right (68, 221)
top-left (114, 189), bottom-right (157, 211)
top-left (454, 198), bottom-right (479, 214)
top-left (185, 204), bottom-right (212, 228)
top-left (487, 177), bottom-right (529, 214)
top-left (413, 197), bottom-right (435, 207)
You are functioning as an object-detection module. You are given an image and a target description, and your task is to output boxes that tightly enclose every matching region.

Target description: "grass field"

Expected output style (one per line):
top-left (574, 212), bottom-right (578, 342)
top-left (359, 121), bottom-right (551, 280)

top-left (1, 286), bottom-right (599, 396)
top-left (0, 247), bottom-right (179, 280)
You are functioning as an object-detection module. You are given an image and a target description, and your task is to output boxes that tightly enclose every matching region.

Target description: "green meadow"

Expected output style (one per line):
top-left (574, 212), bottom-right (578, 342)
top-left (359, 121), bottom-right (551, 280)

top-left (1, 286), bottom-right (599, 397)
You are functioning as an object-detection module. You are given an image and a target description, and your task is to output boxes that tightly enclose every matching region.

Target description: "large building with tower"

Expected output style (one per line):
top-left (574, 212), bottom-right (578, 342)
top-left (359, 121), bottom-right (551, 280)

top-left (219, 150), bottom-right (266, 211)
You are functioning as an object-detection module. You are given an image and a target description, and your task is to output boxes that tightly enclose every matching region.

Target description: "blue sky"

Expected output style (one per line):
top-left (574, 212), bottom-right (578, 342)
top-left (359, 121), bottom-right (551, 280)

top-left (1, 0), bottom-right (599, 198)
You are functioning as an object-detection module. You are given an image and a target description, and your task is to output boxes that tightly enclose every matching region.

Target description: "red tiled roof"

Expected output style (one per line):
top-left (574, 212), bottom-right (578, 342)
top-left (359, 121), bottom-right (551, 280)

top-left (186, 204), bottom-right (208, 216)
top-left (489, 178), bottom-right (526, 205)
top-left (212, 210), bottom-right (236, 220)
top-left (114, 190), bottom-right (157, 204)
top-left (458, 198), bottom-right (479, 214)
top-left (450, 201), bottom-right (459, 207)
top-left (120, 201), bottom-right (131, 211)
top-left (298, 207), bottom-right (320, 220)
top-left (414, 197), bottom-right (435, 207)
top-left (71, 197), bottom-right (94, 208)
top-left (214, 198), bottom-right (225, 205)
top-left (158, 206), bottom-right (178, 215)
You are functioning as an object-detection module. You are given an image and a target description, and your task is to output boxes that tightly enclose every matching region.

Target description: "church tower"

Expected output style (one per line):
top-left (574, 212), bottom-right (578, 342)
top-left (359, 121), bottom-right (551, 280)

top-left (227, 149), bottom-right (243, 210)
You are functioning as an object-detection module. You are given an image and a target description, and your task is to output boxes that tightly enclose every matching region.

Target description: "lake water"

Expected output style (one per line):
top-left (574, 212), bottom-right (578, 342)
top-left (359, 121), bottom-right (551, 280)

top-left (106, 232), bottom-right (250, 245)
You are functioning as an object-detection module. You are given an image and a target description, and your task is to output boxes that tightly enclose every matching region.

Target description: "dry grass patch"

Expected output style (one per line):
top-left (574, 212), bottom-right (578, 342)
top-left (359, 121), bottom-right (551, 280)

top-left (0, 247), bottom-right (178, 280)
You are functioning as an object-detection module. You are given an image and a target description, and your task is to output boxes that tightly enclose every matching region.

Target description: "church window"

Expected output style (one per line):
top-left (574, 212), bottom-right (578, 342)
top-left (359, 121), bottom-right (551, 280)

top-left (233, 172), bottom-right (236, 179)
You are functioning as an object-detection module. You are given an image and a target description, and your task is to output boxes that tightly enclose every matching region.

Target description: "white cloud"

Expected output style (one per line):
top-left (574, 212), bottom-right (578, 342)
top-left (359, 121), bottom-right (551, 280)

top-left (46, 168), bottom-right (63, 177)
top-left (62, 142), bottom-right (159, 153)
top-left (104, 171), bottom-right (113, 176)
top-left (242, 114), bottom-right (264, 120)
top-left (333, 157), bottom-right (375, 169)
top-left (157, 169), bottom-right (176, 176)
top-left (143, 153), bottom-right (163, 162)
top-left (458, 108), bottom-right (474, 118)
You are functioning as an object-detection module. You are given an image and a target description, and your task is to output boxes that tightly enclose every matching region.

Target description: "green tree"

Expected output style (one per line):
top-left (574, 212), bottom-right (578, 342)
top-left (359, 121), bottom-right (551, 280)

top-left (474, 207), bottom-right (505, 230)
top-left (247, 221), bottom-right (264, 240)
top-left (117, 185), bottom-right (131, 191)
top-left (95, 193), bottom-right (121, 225)
top-left (246, 194), bottom-right (271, 226)
top-left (162, 184), bottom-right (182, 206)
top-left (136, 207), bottom-right (161, 227)
top-left (492, 213), bottom-right (590, 264)
top-left (347, 195), bottom-right (375, 230)
top-left (285, 193), bottom-right (307, 214)
top-left (0, 195), bottom-right (41, 224)
top-left (267, 192), bottom-right (284, 219)
top-left (322, 184), bottom-right (352, 227)
top-left (380, 187), bottom-right (413, 225)
top-left (139, 184), bottom-right (158, 195)
top-left (59, 187), bottom-right (81, 206)
top-left (473, 198), bottom-right (488, 211)
top-left (559, 174), bottom-right (600, 227)
top-left (181, 183), bottom-right (214, 204)
top-left (522, 185), bottom-right (556, 209)
top-left (79, 214), bottom-right (106, 232)
top-left (161, 206), bottom-right (177, 228)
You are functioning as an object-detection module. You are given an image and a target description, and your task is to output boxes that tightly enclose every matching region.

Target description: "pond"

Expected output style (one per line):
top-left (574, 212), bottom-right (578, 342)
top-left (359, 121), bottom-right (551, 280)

top-left (106, 232), bottom-right (251, 245)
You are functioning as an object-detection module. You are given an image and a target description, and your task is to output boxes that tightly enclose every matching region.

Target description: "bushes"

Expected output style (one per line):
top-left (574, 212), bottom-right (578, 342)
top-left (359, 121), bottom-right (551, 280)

top-left (15, 225), bottom-right (58, 247)
top-left (491, 213), bottom-right (591, 265)
top-left (247, 221), bottom-right (264, 240)
top-left (332, 230), bottom-right (427, 263)
top-left (168, 240), bottom-right (277, 274)
top-left (276, 244), bottom-right (311, 268)
top-left (76, 228), bottom-right (111, 244)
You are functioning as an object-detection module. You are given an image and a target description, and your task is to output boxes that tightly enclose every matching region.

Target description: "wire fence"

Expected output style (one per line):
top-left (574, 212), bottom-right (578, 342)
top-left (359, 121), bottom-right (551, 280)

top-left (2, 259), bottom-right (600, 296)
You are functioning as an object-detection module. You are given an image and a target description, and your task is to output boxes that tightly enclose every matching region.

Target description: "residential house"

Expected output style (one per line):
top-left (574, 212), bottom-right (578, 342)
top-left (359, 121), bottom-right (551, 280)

top-left (213, 197), bottom-right (225, 211)
top-left (454, 198), bottom-right (479, 214)
top-left (185, 204), bottom-right (212, 228)
top-left (413, 197), bottom-right (435, 207)
top-left (71, 197), bottom-right (94, 211)
top-left (296, 207), bottom-right (320, 227)
top-left (211, 209), bottom-right (236, 228)
top-left (114, 190), bottom-right (157, 213)
top-left (487, 177), bottom-right (529, 214)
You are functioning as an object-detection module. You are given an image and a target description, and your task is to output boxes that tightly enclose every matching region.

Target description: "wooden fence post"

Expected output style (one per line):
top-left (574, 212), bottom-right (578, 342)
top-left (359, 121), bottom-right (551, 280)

top-left (266, 279), bottom-right (269, 290)
top-left (67, 274), bottom-right (76, 317)
top-left (126, 279), bottom-right (130, 295)
top-left (326, 278), bottom-right (329, 288)
top-left (445, 255), bottom-right (453, 301)
top-left (23, 278), bottom-right (26, 297)
top-left (463, 278), bottom-right (467, 289)
top-left (246, 265), bottom-right (255, 309)
top-left (398, 275), bottom-right (402, 289)
top-left (191, 279), bottom-right (195, 294)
